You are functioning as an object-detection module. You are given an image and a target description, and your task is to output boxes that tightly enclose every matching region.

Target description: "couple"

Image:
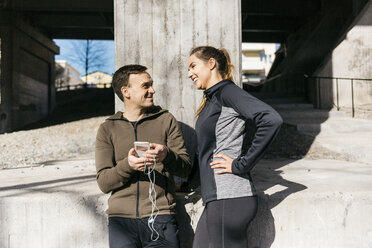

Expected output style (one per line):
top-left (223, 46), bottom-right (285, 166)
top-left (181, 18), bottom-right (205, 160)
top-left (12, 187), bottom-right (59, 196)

top-left (95, 46), bottom-right (283, 248)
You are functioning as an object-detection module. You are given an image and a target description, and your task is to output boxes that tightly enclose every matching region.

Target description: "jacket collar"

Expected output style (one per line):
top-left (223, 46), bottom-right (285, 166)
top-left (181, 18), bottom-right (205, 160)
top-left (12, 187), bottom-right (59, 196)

top-left (106, 105), bottom-right (167, 121)
top-left (203, 79), bottom-right (232, 100)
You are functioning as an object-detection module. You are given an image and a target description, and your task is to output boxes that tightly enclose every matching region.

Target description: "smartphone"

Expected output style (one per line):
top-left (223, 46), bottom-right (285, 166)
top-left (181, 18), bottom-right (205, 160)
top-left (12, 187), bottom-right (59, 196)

top-left (134, 141), bottom-right (150, 157)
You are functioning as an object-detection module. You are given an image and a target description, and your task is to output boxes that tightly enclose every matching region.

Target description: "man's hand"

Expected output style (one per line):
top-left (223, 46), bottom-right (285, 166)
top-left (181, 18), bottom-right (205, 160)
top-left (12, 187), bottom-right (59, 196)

top-left (144, 143), bottom-right (168, 164)
top-left (128, 148), bottom-right (147, 171)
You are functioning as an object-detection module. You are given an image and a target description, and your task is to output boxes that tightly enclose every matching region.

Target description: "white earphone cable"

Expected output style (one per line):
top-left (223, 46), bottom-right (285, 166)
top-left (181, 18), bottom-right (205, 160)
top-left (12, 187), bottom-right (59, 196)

top-left (144, 155), bottom-right (160, 241)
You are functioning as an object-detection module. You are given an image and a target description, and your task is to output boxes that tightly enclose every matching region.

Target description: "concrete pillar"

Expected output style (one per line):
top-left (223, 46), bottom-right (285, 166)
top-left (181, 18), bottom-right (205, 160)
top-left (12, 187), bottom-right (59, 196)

top-left (114, 0), bottom-right (241, 126)
top-left (0, 12), bottom-right (14, 133)
top-left (315, 1), bottom-right (372, 110)
top-left (0, 12), bottom-right (59, 133)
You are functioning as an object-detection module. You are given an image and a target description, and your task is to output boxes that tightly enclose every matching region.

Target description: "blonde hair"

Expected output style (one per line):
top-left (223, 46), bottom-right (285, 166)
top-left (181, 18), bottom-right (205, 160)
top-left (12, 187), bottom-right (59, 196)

top-left (190, 46), bottom-right (235, 118)
top-left (195, 95), bottom-right (207, 118)
top-left (218, 48), bottom-right (234, 81)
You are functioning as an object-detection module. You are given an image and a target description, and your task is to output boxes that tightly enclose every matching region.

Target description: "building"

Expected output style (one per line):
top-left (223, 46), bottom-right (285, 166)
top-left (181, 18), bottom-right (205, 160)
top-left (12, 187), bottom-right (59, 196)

top-left (81, 71), bottom-right (112, 88)
top-left (55, 60), bottom-right (84, 90)
top-left (242, 43), bottom-right (277, 89)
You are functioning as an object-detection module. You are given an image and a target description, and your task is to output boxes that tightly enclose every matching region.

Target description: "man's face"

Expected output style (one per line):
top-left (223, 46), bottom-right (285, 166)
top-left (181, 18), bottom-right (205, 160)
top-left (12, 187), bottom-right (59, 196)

top-left (124, 72), bottom-right (155, 108)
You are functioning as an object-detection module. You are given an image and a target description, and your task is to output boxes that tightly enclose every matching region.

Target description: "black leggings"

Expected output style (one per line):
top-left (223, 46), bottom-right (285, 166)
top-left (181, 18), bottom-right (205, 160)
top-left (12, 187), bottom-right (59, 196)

top-left (193, 196), bottom-right (258, 248)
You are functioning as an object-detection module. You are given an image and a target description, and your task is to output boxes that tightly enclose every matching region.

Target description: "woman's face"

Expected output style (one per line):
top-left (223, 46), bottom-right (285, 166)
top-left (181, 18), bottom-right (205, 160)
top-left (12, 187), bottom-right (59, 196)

top-left (187, 54), bottom-right (212, 90)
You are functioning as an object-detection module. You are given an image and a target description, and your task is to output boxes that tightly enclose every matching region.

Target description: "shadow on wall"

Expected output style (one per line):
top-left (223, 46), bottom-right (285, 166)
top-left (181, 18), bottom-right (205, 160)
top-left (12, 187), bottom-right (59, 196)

top-left (247, 159), bottom-right (307, 248)
top-left (244, 120), bottom-right (308, 247)
top-left (175, 121), bottom-right (201, 248)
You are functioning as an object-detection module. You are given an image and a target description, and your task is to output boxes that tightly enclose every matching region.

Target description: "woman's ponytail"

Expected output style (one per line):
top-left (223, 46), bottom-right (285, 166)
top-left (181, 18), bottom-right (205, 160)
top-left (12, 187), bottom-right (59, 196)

top-left (195, 95), bottom-right (207, 119)
top-left (218, 48), bottom-right (234, 81)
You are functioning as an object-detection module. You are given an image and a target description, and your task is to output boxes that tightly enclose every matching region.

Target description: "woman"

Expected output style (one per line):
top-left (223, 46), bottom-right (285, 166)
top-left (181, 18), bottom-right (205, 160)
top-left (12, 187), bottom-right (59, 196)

top-left (187, 46), bottom-right (282, 248)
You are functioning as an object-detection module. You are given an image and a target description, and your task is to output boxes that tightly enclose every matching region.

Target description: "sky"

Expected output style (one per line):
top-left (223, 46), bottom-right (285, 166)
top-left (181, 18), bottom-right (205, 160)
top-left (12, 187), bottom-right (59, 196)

top-left (53, 40), bottom-right (278, 77)
top-left (54, 39), bottom-right (115, 76)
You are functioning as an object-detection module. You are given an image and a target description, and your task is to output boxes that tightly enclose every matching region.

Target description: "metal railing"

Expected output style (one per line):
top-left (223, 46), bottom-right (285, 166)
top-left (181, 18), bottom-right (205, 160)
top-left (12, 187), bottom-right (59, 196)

top-left (56, 83), bottom-right (112, 91)
top-left (304, 75), bottom-right (372, 117)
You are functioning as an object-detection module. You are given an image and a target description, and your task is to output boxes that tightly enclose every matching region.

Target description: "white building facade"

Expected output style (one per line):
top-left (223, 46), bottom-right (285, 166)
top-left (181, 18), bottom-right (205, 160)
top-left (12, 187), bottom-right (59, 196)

top-left (55, 60), bottom-right (83, 90)
top-left (242, 43), bottom-right (277, 87)
top-left (81, 71), bottom-right (112, 88)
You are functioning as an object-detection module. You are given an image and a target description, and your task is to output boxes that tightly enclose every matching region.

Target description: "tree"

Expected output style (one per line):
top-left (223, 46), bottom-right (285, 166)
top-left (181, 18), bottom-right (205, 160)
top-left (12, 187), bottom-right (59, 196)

top-left (67, 40), bottom-right (108, 85)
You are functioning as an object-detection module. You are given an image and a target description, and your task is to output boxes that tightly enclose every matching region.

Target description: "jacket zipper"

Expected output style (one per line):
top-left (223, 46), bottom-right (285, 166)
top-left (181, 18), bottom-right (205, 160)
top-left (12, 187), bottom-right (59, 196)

top-left (133, 122), bottom-right (140, 219)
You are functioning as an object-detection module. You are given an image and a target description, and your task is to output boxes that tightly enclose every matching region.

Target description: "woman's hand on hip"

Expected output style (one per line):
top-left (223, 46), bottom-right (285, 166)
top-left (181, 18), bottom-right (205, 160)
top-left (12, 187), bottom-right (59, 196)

top-left (210, 154), bottom-right (233, 174)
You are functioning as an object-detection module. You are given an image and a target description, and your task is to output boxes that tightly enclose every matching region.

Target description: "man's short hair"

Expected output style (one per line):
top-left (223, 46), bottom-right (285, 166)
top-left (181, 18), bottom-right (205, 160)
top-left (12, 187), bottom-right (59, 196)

top-left (112, 64), bottom-right (148, 102)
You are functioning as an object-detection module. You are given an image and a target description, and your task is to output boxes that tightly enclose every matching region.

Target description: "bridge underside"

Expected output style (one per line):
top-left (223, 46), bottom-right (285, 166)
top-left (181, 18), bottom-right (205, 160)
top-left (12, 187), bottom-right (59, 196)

top-left (0, 0), bottom-right (370, 133)
top-left (1, 0), bottom-right (322, 42)
top-left (0, 0), bottom-right (114, 40)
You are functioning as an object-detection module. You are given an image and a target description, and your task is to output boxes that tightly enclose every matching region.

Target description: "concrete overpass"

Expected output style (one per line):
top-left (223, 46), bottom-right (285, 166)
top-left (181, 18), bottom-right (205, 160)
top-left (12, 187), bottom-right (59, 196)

top-left (1, 0), bottom-right (322, 41)
top-left (0, 0), bottom-right (368, 132)
top-left (0, 0), bottom-right (114, 39)
top-left (0, 0), bottom-right (370, 133)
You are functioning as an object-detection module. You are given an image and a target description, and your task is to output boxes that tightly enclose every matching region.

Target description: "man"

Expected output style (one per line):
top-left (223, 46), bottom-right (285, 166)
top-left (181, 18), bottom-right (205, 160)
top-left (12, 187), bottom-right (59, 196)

top-left (95, 64), bottom-right (191, 248)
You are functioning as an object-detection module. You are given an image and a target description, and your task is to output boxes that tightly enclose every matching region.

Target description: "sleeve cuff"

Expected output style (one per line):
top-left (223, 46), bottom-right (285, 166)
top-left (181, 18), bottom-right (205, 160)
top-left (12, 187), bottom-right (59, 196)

top-left (162, 146), bottom-right (176, 165)
top-left (115, 157), bottom-right (135, 178)
top-left (231, 158), bottom-right (241, 175)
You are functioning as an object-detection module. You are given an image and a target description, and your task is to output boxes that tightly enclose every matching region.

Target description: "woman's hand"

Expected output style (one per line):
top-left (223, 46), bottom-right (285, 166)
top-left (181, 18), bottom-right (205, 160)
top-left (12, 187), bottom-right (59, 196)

top-left (210, 154), bottom-right (234, 174)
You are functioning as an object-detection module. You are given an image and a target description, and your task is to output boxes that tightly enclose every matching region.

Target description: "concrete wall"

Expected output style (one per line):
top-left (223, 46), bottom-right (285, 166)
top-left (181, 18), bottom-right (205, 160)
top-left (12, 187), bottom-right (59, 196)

top-left (261, 0), bottom-right (370, 106)
top-left (314, 1), bottom-right (372, 109)
top-left (2, 158), bottom-right (372, 248)
top-left (0, 16), bottom-right (13, 133)
top-left (114, 0), bottom-right (241, 126)
top-left (0, 12), bottom-right (59, 133)
top-left (0, 36), bottom-right (2, 104)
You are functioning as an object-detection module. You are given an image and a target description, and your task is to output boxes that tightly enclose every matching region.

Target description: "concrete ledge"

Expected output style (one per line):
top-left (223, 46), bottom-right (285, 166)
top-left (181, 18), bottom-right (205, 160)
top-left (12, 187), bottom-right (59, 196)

top-left (1, 158), bottom-right (372, 247)
top-left (247, 159), bottom-right (372, 248)
top-left (0, 159), bottom-right (108, 248)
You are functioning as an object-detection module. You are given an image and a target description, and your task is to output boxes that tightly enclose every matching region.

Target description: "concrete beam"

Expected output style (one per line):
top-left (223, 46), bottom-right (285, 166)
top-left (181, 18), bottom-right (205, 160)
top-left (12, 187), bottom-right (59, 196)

top-left (29, 12), bottom-right (113, 28)
top-left (241, 0), bottom-right (321, 17)
top-left (3, 0), bottom-right (113, 12)
top-left (0, 12), bottom-right (60, 54)
top-left (44, 28), bottom-right (114, 40)
top-left (114, 0), bottom-right (242, 126)
top-left (242, 30), bottom-right (289, 43)
top-left (242, 15), bottom-right (304, 32)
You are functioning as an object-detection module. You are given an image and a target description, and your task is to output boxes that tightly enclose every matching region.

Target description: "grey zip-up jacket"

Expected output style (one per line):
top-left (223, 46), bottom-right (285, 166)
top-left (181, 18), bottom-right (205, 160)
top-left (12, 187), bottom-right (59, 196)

top-left (195, 80), bottom-right (282, 204)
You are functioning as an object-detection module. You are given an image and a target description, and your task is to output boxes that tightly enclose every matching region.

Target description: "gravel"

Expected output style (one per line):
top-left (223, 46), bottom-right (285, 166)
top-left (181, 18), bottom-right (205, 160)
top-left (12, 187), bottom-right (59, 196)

top-left (0, 116), bottom-right (106, 169)
top-left (0, 116), bottom-right (356, 170)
